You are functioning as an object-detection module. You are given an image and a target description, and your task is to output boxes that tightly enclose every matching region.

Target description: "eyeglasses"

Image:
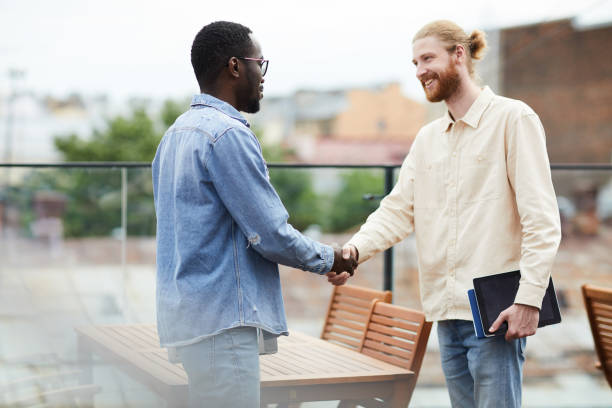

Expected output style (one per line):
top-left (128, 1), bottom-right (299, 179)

top-left (237, 57), bottom-right (269, 77)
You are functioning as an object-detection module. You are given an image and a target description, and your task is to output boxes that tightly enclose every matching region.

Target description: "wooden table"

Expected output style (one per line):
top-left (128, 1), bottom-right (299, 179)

top-left (75, 324), bottom-right (414, 407)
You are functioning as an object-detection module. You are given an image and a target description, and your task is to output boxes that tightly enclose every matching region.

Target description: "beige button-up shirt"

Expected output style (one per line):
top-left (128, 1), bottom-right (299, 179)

top-left (348, 86), bottom-right (561, 322)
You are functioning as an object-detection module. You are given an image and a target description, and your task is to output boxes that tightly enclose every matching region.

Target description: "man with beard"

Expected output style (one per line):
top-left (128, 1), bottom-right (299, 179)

top-left (340, 20), bottom-right (560, 407)
top-left (152, 21), bottom-right (356, 408)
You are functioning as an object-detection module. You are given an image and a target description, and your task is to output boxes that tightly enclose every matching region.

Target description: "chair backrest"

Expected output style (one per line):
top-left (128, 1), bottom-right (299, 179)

top-left (359, 301), bottom-right (432, 379)
top-left (321, 285), bottom-right (392, 350)
top-left (582, 283), bottom-right (612, 388)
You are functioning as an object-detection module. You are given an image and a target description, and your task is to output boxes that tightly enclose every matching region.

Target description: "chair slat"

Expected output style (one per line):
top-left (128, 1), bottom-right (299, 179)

top-left (334, 285), bottom-right (393, 302)
top-left (334, 296), bottom-right (374, 309)
top-left (323, 333), bottom-right (361, 348)
top-left (325, 317), bottom-right (366, 332)
top-left (592, 307), bottom-right (612, 320)
top-left (372, 302), bottom-right (425, 321)
top-left (320, 285), bottom-right (392, 352)
top-left (361, 348), bottom-right (409, 369)
top-left (367, 322), bottom-right (418, 342)
top-left (370, 314), bottom-right (421, 332)
top-left (332, 302), bottom-right (373, 317)
top-left (323, 325), bottom-right (363, 340)
top-left (585, 287), bottom-right (612, 303)
top-left (330, 309), bottom-right (370, 323)
top-left (365, 330), bottom-right (416, 351)
top-left (356, 301), bottom-right (433, 406)
top-left (582, 283), bottom-right (612, 389)
top-left (362, 339), bottom-right (413, 361)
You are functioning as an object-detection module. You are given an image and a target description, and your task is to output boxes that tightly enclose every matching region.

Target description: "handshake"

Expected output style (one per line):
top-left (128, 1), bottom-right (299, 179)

top-left (326, 244), bottom-right (359, 286)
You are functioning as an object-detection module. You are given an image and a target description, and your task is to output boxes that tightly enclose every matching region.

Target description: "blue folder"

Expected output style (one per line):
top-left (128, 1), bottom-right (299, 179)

top-left (467, 289), bottom-right (487, 338)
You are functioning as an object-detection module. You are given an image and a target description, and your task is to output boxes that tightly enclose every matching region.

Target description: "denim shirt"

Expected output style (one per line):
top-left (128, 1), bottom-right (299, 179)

top-left (152, 94), bottom-right (334, 347)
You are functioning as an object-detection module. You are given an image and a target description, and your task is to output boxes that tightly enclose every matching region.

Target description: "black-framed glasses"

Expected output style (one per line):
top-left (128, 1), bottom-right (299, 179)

top-left (237, 57), bottom-right (269, 77)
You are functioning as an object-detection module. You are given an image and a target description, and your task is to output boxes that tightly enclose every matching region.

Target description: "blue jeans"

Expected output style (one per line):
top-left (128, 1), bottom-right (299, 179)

top-left (437, 320), bottom-right (526, 408)
top-left (177, 326), bottom-right (260, 408)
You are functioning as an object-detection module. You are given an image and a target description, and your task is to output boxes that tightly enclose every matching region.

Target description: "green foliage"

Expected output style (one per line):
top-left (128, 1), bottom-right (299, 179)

top-left (13, 99), bottom-right (188, 237)
top-left (254, 134), bottom-right (389, 233)
top-left (160, 99), bottom-right (188, 128)
top-left (11, 99), bottom-right (391, 238)
top-left (8, 169), bottom-right (121, 237)
top-left (268, 168), bottom-right (322, 231)
top-left (324, 170), bottom-right (385, 232)
top-left (260, 135), bottom-right (321, 231)
top-left (54, 100), bottom-right (188, 162)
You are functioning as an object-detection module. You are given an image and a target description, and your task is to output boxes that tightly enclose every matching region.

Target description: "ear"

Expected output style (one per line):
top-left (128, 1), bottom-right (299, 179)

top-left (227, 57), bottom-right (240, 78)
top-left (454, 44), bottom-right (466, 65)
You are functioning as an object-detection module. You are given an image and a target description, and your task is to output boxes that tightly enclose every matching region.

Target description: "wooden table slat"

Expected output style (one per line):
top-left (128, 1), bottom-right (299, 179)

top-left (76, 326), bottom-right (414, 405)
top-left (126, 325), bottom-right (161, 348)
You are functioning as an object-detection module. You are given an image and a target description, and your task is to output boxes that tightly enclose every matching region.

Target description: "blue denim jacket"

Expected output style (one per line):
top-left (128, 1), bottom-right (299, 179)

top-left (152, 94), bottom-right (334, 347)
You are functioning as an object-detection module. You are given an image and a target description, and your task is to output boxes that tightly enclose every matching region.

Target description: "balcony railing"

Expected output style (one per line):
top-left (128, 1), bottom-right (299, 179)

top-left (2, 162), bottom-right (611, 292)
top-left (1, 162), bottom-right (611, 406)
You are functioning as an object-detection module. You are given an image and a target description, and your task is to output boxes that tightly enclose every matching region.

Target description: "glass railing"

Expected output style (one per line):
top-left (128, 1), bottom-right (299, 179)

top-left (0, 162), bottom-right (611, 406)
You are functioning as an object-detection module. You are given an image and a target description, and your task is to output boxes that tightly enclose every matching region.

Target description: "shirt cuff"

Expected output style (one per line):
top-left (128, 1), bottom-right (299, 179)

top-left (319, 244), bottom-right (335, 274)
top-left (347, 235), bottom-right (376, 263)
top-left (514, 281), bottom-right (547, 309)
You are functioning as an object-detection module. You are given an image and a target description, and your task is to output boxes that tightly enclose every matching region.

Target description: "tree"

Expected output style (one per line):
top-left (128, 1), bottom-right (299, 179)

top-left (55, 99), bottom-right (188, 162)
top-left (14, 100), bottom-right (190, 237)
top-left (324, 169), bottom-right (386, 232)
top-left (260, 136), bottom-right (322, 231)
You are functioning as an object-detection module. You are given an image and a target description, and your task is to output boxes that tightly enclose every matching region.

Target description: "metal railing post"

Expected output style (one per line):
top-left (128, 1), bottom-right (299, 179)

top-left (383, 166), bottom-right (394, 293)
top-left (121, 167), bottom-right (129, 321)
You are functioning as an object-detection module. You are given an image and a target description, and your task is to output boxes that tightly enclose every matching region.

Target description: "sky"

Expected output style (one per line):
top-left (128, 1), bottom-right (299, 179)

top-left (0, 0), bottom-right (611, 103)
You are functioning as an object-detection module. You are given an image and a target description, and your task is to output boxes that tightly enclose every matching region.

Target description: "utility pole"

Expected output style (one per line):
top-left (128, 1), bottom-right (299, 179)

top-left (3, 69), bottom-right (26, 164)
top-left (1, 68), bottom-right (26, 236)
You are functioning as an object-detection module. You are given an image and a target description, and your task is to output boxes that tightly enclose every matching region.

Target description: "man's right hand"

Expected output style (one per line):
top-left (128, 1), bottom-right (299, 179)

top-left (342, 244), bottom-right (359, 266)
top-left (330, 247), bottom-right (358, 275)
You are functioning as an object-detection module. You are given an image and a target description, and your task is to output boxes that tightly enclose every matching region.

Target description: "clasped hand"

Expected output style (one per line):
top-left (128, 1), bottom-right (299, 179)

top-left (326, 244), bottom-right (358, 286)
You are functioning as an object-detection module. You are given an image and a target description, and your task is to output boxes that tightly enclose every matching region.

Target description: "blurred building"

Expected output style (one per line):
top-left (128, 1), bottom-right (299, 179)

top-left (473, 17), bottom-right (612, 234)
top-left (0, 92), bottom-right (110, 164)
top-left (251, 82), bottom-right (426, 164)
top-left (480, 18), bottom-right (612, 164)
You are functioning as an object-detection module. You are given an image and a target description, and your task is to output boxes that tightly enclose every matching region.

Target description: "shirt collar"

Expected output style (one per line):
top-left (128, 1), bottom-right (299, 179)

top-left (442, 86), bottom-right (495, 131)
top-left (190, 93), bottom-right (250, 127)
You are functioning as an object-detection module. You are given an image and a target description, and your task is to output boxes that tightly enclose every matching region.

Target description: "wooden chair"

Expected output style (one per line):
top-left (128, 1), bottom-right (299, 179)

top-left (321, 285), bottom-right (392, 350)
top-left (582, 283), bottom-right (612, 388)
top-left (350, 301), bottom-right (432, 407)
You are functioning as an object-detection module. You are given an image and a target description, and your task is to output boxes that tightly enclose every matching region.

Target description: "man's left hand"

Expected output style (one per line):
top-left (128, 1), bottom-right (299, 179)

top-left (326, 271), bottom-right (350, 286)
top-left (489, 303), bottom-right (540, 342)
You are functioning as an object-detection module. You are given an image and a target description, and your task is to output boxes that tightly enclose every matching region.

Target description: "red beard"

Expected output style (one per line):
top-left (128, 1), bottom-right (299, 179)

top-left (421, 62), bottom-right (461, 102)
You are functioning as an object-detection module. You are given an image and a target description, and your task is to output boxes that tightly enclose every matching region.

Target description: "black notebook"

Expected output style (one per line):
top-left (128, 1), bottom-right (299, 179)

top-left (468, 270), bottom-right (562, 338)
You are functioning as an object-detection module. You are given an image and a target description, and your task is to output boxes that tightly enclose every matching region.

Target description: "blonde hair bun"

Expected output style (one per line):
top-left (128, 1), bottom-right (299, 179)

top-left (469, 29), bottom-right (487, 60)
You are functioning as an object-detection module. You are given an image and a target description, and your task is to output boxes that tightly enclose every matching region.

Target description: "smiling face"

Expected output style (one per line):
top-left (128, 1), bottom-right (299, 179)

top-left (412, 36), bottom-right (461, 103)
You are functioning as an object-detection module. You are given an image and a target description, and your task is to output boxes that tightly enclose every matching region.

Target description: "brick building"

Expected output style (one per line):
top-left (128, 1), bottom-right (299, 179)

top-left (498, 19), bottom-right (612, 164)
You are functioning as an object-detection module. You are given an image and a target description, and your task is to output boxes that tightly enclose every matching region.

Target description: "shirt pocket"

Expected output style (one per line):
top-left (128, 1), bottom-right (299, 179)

top-left (414, 160), bottom-right (446, 209)
top-left (459, 151), bottom-right (501, 204)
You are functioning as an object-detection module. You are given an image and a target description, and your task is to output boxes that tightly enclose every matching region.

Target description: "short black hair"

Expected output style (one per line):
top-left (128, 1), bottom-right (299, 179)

top-left (191, 21), bottom-right (253, 88)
